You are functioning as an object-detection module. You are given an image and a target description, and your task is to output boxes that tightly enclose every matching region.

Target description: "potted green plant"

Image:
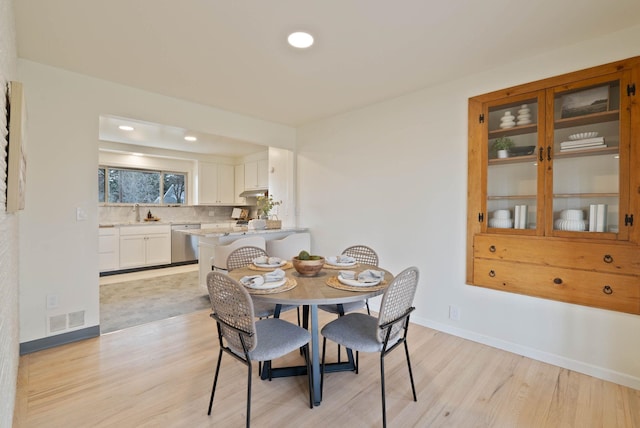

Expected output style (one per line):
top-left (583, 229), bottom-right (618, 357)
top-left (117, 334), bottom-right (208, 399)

top-left (256, 195), bottom-right (281, 219)
top-left (491, 137), bottom-right (514, 158)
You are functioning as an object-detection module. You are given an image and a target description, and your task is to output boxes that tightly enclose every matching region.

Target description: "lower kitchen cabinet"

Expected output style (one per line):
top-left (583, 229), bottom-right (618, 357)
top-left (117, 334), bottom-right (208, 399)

top-left (119, 224), bottom-right (171, 269)
top-left (99, 227), bottom-right (120, 272)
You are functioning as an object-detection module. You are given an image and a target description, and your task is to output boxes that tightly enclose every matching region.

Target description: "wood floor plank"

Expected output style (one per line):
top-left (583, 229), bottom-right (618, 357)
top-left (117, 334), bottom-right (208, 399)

top-left (14, 308), bottom-right (640, 427)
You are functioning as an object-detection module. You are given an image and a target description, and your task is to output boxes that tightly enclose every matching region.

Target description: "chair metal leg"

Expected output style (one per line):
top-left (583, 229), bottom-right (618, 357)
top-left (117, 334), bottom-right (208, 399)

top-left (380, 353), bottom-right (387, 428)
top-left (246, 360), bottom-right (252, 428)
top-left (208, 348), bottom-right (224, 415)
top-left (365, 299), bottom-right (371, 315)
top-left (304, 344), bottom-right (313, 408)
top-left (320, 337), bottom-right (327, 400)
top-left (404, 341), bottom-right (417, 401)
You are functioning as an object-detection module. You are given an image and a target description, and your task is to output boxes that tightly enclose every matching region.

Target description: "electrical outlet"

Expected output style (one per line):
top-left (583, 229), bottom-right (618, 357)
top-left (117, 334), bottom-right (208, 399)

top-left (208, 210), bottom-right (215, 217)
top-left (449, 305), bottom-right (461, 321)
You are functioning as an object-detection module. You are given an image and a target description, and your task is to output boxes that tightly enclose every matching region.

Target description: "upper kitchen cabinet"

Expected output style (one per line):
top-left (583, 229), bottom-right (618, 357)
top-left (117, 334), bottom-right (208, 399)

top-left (244, 158), bottom-right (268, 190)
top-left (467, 57), bottom-right (640, 314)
top-left (198, 162), bottom-right (235, 204)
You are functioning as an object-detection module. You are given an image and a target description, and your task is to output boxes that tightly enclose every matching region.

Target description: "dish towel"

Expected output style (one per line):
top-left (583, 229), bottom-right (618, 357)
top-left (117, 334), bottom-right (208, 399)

top-left (358, 269), bottom-right (385, 283)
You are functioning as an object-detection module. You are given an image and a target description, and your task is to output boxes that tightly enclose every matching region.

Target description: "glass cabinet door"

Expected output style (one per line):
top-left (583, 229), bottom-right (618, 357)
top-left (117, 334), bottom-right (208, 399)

top-left (548, 74), bottom-right (628, 239)
top-left (485, 92), bottom-right (544, 233)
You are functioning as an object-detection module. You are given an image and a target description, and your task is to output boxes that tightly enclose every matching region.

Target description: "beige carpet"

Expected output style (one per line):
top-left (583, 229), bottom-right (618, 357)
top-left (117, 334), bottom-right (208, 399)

top-left (100, 270), bottom-right (210, 333)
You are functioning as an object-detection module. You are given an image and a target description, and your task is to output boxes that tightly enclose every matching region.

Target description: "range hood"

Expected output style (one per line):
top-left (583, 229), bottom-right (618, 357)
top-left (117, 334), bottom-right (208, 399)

top-left (239, 188), bottom-right (268, 198)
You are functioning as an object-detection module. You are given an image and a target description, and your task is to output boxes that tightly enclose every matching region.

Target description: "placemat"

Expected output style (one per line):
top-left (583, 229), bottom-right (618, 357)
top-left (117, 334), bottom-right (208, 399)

top-left (326, 275), bottom-right (387, 292)
top-left (323, 263), bottom-right (360, 270)
top-left (249, 261), bottom-right (294, 271)
top-left (245, 277), bottom-right (297, 294)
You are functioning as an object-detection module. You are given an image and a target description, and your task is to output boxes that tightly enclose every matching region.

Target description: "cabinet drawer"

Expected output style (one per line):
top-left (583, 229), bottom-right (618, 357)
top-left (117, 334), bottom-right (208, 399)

top-left (473, 258), bottom-right (640, 314)
top-left (474, 234), bottom-right (640, 276)
top-left (119, 224), bottom-right (170, 235)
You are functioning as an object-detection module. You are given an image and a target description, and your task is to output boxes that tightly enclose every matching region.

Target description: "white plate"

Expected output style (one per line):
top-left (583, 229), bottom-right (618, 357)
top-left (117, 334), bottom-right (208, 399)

top-left (245, 278), bottom-right (286, 290)
top-left (326, 260), bottom-right (357, 267)
top-left (568, 132), bottom-right (598, 141)
top-left (253, 260), bottom-right (287, 268)
top-left (338, 275), bottom-right (380, 287)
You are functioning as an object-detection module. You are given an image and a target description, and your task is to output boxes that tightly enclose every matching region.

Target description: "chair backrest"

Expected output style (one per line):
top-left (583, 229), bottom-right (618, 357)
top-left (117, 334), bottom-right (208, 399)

top-left (227, 246), bottom-right (268, 271)
top-left (377, 266), bottom-right (419, 342)
top-left (206, 271), bottom-right (257, 353)
top-left (342, 245), bottom-right (379, 266)
top-left (213, 236), bottom-right (266, 270)
top-left (266, 232), bottom-right (311, 260)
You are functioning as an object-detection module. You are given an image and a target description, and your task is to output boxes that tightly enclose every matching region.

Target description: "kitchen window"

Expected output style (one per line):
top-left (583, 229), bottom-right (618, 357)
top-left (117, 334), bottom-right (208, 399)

top-left (98, 166), bottom-right (186, 204)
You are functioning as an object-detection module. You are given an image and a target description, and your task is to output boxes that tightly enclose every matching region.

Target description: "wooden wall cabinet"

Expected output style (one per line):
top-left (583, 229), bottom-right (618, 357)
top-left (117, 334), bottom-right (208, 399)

top-left (467, 57), bottom-right (640, 314)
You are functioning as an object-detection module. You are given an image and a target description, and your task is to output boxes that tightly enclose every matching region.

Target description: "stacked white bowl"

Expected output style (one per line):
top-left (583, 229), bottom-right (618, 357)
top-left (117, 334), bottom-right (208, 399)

top-left (555, 209), bottom-right (587, 231)
top-left (488, 209), bottom-right (513, 228)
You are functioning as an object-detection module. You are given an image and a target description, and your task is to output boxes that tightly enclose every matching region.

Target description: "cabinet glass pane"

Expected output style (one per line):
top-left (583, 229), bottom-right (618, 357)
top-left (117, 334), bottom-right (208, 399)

top-left (486, 99), bottom-right (538, 230)
top-left (552, 80), bottom-right (620, 233)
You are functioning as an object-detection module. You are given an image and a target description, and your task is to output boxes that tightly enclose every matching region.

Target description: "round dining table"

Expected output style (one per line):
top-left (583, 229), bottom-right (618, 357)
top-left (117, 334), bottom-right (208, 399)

top-left (228, 263), bottom-right (393, 406)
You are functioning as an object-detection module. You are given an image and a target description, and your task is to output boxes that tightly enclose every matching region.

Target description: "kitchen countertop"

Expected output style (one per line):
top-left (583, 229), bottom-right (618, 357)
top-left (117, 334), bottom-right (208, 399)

top-left (99, 221), bottom-right (217, 228)
top-left (179, 226), bottom-right (307, 238)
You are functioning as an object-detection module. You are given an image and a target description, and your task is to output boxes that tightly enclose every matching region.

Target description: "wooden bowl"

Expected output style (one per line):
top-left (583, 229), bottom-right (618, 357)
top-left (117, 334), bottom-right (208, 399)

top-left (292, 256), bottom-right (325, 277)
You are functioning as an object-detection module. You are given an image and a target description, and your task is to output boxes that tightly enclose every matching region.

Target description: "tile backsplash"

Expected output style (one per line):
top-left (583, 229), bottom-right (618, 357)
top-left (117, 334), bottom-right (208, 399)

top-left (99, 205), bottom-right (258, 225)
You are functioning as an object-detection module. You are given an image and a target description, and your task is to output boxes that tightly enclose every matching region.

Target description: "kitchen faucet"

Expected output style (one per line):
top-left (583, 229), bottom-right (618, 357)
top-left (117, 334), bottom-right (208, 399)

top-left (133, 204), bottom-right (140, 222)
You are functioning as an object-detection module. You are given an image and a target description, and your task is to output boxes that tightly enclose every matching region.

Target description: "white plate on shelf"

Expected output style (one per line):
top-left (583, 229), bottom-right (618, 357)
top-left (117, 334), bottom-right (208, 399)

top-left (568, 132), bottom-right (598, 140)
top-left (253, 260), bottom-right (287, 268)
top-left (337, 275), bottom-right (380, 287)
top-left (245, 278), bottom-right (286, 290)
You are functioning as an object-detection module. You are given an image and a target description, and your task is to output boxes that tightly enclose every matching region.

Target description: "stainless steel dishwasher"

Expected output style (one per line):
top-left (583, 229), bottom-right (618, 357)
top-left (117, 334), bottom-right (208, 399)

top-left (171, 224), bottom-right (201, 264)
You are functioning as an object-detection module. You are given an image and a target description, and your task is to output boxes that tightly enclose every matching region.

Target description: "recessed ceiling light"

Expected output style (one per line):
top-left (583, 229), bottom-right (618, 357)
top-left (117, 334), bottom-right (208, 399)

top-left (118, 125), bottom-right (134, 131)
top-left (288, 32), bottom-right (314, 49)
top-left (184, 136), bottom-right (197, 142)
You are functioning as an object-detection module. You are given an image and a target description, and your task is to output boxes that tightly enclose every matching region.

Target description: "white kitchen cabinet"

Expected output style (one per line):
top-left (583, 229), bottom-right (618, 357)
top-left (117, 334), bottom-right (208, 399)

top-left (99, 226), bottom-right (120, 272)
top-left (244, 159), bottom-right (268, 189)
top-left (119, 224), bottom-right (171, 269)
top-left (234, 164), bottom-right (246, 204)
top-left (198, 162), bottom-right (235, 204)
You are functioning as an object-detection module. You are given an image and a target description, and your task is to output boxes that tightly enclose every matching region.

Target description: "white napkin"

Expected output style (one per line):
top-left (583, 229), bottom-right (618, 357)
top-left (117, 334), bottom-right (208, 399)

top-left (263, 268), bottom-right (285, 283)
top-left (267, 257), bottom-right (282, 265)
top-left (358, 269), bottom-right (384, 283)
top-left (327, 255), bottom-right (357, 264)
top-left (240, 275), bottom-right (265, 287)
top-left (339, 270), bottom-right (356, 280)
top-left (253, 256), bottom-right (268, 264)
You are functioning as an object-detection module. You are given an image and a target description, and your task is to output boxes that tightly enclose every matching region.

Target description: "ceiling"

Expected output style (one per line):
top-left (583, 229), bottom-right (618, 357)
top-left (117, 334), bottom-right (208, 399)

top-left (14, 0), bottom-right (640, 153)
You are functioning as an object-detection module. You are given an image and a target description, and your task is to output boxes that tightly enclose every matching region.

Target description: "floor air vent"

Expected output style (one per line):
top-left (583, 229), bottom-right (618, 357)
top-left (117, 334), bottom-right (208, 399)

top-left (68, 311), bottom-right (85, 328)
top-left (49, 314), bottom-right (67, 333)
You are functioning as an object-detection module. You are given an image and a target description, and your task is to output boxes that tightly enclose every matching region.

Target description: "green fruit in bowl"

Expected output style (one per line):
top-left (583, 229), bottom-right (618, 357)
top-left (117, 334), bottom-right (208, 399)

top-left (298, 250), bottom-right (310, 260)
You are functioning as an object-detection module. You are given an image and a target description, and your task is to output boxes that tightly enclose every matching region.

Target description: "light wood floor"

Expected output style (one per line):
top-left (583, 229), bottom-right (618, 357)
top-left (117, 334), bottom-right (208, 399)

top-left (14, 309), bottom-right (640, 427)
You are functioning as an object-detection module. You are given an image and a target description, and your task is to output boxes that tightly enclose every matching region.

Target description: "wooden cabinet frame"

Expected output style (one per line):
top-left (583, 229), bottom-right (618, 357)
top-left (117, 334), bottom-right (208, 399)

top-left (467, 57), bottom-right (640, 314)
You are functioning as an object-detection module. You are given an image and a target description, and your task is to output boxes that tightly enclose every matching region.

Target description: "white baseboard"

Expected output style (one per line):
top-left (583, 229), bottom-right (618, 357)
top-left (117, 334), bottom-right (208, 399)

top-left (411, 315), bottom-right (640, 391)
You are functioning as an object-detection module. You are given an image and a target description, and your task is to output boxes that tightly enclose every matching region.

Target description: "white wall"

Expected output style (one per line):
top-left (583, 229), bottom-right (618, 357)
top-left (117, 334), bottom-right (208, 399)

top-left (297, 24), bottom-right (640, 389)
top-left (17, 60), bottom-right (296, 343)
top-left (0, 0), bottom-right (19, 425)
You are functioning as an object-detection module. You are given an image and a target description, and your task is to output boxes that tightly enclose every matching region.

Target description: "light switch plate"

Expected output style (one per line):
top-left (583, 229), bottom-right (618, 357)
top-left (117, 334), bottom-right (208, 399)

top-left (76, 207), bottom-right (88, 221)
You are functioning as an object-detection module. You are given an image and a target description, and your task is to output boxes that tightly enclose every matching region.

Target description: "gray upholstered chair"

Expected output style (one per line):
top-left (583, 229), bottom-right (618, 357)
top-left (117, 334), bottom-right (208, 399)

top-left (319, 245), bottom-right (379, 316)
top-left (320, 266), bottom-right (419, 428)
top-left (206, 271), bottom-right (313, 427)
top-left (226, 246), bottom-right (299, 320)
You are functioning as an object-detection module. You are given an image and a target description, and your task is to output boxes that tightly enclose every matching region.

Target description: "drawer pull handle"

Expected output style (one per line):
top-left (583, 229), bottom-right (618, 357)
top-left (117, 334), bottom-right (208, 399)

top-left (489, 245), bottom-right (496, 253)
top-left (553, 278), bottom-right (563, 285)
top-left (603, 285), bottom-right (613, 295)
top-left (603, 254), bottom-right (613, 263)
top-left (489, 270), bottom-right (496, 277)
